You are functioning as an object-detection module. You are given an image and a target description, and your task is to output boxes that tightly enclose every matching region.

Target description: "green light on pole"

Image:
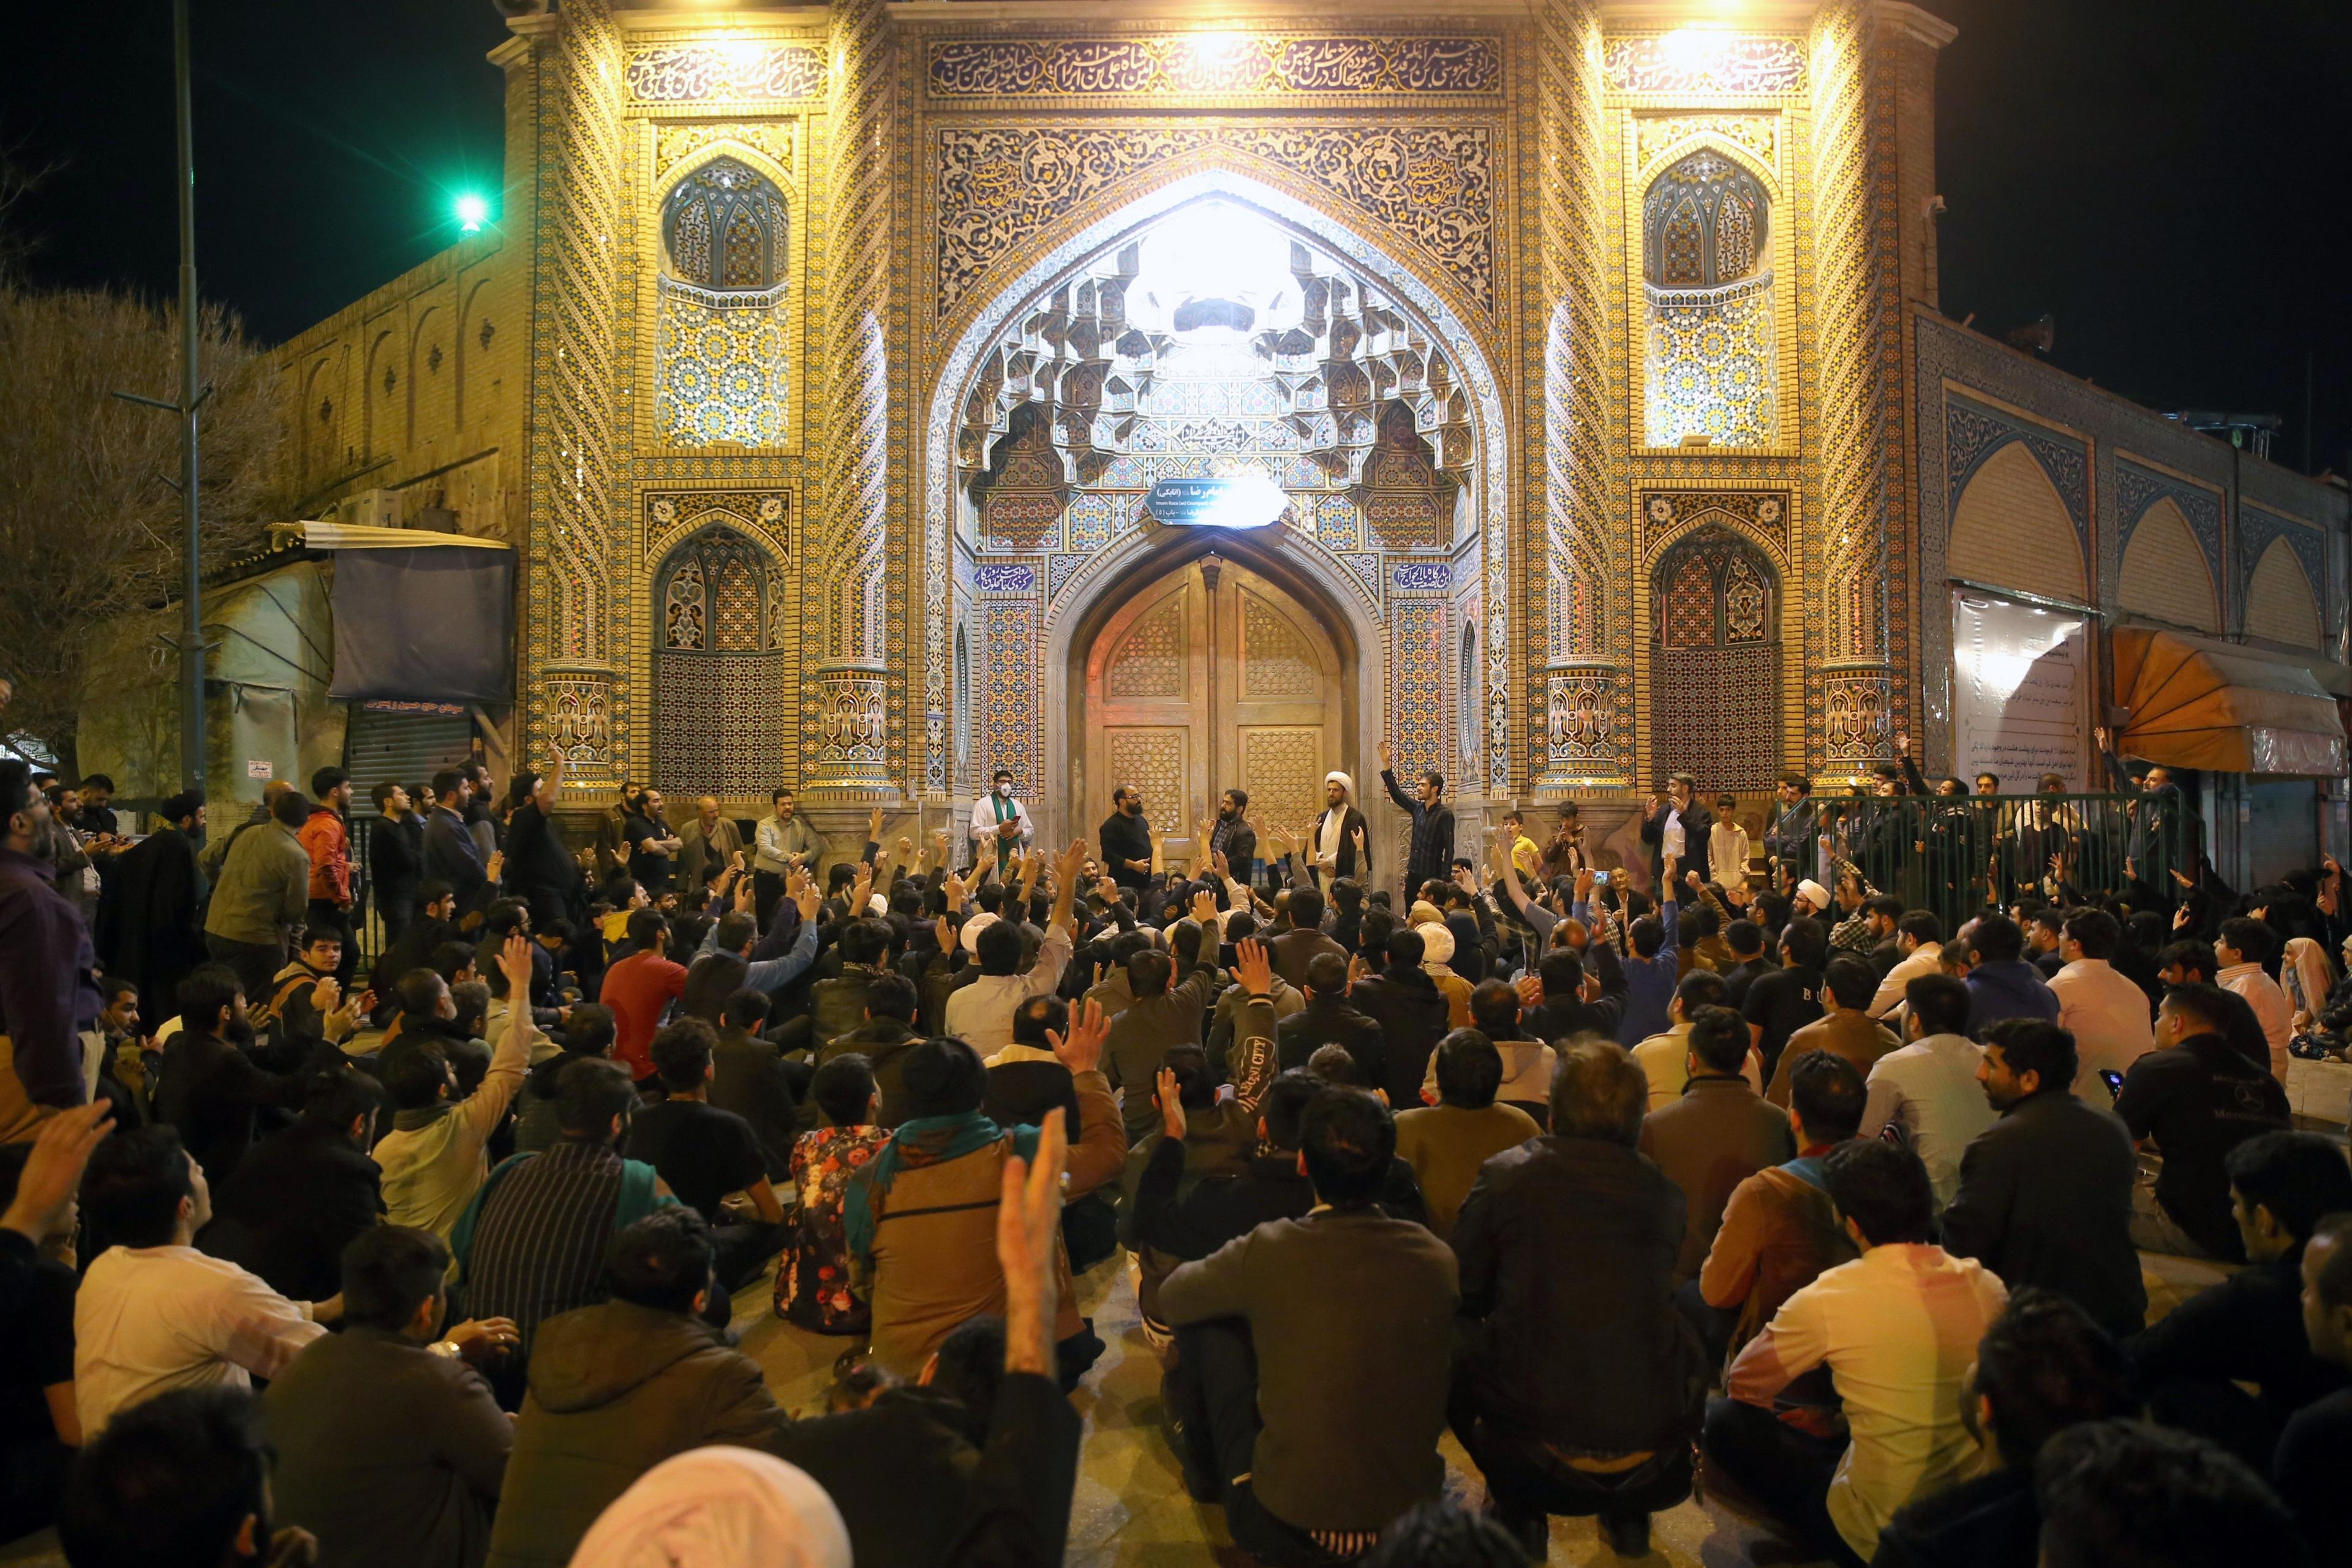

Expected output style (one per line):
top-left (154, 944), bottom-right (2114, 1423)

top-left (454, 192), bottom-right (489, 233)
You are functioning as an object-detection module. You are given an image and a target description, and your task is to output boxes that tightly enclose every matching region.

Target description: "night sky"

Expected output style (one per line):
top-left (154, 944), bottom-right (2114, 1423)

top-left (9, 0), bottom-right (2349, 474)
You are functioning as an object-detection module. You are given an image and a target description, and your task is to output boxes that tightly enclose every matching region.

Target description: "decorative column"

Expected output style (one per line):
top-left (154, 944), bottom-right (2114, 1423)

top-left (521, 0), bottom-right (625, 793)
top-left (1532, 0), bottom-right (1626, 793)
top-left (804, 0), bottom-right (896, 799)
top-left (1809, 0), bottom-right (1895, 777)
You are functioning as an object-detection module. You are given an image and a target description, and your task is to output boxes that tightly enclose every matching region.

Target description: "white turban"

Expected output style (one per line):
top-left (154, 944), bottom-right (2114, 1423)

top-left (1414, 919), bottom-right (1457, 965)
top-left (1796, 879), bottom-right (1831, 913)
top-left (1325, 771), bottom-right (1354, 798)
top-left (569, 1446), bottom-right (850, 1568)
top-left (960, 910), bottom-right (1000, 955)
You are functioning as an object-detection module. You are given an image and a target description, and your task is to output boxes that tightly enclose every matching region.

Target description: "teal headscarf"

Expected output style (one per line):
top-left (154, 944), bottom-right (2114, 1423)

top-left (840, 1110), bottom-right (1041, 1265)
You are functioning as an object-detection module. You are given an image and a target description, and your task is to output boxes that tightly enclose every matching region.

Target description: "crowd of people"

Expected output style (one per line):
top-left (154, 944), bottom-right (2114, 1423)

top-left (2, 734), bottom-right (2350, 1568)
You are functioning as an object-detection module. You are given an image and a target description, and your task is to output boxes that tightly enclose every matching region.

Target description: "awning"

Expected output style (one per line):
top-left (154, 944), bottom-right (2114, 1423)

top-left (266, 519), bottom-right (510, 552)
top-left (2111, 625), bottom-right (2348, 776)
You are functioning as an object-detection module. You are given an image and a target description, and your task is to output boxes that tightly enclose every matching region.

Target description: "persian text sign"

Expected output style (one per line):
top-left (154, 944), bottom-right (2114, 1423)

top-left (1951, 592), bottom-right (2089, 788)
top-left (625, 45), bottom-right (827, 105)
top-left (928, 36), bottom-right (1502, 99)
top-left (1145, 475), bottom-right (1289, 529)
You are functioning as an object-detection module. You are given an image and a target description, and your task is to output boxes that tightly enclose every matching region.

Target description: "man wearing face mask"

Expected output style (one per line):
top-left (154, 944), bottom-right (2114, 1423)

top-left (1101, 784), bottom-right (1155, 895)
top-left (970, 769), bottom-right (1032, 879)
top-left (0, 759), bottom-right (105, 1142)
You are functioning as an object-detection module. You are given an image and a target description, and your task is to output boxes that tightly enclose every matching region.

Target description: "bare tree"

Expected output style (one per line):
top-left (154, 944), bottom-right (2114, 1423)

top-left (0, 284), bottom-right (288, 775)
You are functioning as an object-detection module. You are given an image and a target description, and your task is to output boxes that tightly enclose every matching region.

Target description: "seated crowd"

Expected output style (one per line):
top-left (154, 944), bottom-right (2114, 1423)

top-left (4, 749), bottom-right (2352, 1568)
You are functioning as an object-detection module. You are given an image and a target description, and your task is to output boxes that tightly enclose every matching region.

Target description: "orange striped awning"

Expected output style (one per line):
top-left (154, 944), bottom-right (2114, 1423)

top-left (2111, 626), bottom-right (2346, 776)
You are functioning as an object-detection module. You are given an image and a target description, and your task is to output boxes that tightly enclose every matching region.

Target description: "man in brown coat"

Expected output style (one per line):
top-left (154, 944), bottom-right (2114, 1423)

top-left (1765, 955), bottom-right (1899, 1107)
top-left (1265, 885), bottom-right (1348, 990)
top-left (485, 1210), bottom-right (779, 1568)
top-left (1692, 1050), bottom-right (1864, 1372)
top-left (1637, 1005), bottom-right (1795, 1285)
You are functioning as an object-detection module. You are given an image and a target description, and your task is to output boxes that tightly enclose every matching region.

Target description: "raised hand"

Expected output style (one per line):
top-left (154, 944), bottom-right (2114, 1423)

top-left (1054, 837), bottom-right (1089, 888)
top-left (790, 867), bottom-right (821, 924)
top-left (1189, 886), bottom-right (1218, 924)
top-left (868, 806), bottom-right (886, 840)
top-left (934, 914), bottom-right (956, 956)
top-left (997, 1106), bottom-right (1066, 1377)
top-left (1232, 936), bottom-right (1273, 996)
top-left (3, 1101), bottom-right (115, 1244)
top-left (733, 874), bottom-right (756, 914)
top-left (499, 930), bottom-right (535, 999)
top-left (1155, 1066), bottom-right (1188, 1142)
top-left (1894, 731), bottom-right (1911, 757)
top-left (1378, 739), bottom-right (1394, 769)
top-left (1048, 996), bottom-right (1108, 1076)
top-left (1574, 866), bottom-right (1596, 901)
top-left (1514, 972), bottom-right (1544, 1011)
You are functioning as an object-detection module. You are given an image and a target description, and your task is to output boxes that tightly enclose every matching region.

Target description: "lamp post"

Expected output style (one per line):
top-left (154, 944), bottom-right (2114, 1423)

top-left (112, 0), bottom-right (209, 796)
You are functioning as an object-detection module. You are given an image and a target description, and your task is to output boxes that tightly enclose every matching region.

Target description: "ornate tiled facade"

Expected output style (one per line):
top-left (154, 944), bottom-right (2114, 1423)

top-left (273, 2), bottom-right (2352, 861)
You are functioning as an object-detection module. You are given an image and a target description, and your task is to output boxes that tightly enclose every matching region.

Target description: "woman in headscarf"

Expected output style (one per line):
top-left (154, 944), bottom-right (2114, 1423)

top-left (569, 1446), bottom-right (851, 1568)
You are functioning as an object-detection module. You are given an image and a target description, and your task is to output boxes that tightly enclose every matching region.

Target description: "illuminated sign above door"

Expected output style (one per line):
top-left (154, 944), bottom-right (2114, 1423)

top-left (1144, 473), bottom-right (1289, 529)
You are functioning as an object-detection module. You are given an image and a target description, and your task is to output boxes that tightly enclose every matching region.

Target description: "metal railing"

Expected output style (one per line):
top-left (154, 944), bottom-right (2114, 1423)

top-left (1770, 791), bottom-right (2198, 932)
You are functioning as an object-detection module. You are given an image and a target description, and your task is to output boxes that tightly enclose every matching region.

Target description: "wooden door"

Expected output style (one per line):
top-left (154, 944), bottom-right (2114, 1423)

top-left (1082, 557), bottom-right (1343, 867)
top-left (1084, 570), bottom-right (1212, 863)
top-left (1212, 560), bottom-right (1342, 853)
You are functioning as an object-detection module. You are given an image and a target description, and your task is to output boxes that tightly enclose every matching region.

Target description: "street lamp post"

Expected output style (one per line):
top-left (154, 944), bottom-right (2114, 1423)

top-left (114, 0), bottom-right (209, 796)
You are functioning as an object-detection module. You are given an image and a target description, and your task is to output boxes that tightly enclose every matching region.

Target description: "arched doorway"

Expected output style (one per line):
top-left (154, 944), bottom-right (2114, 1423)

top-left (1649, 526), bottom-right (1782, 791)
top-left (1071, 551), bottom-right (1352, 862)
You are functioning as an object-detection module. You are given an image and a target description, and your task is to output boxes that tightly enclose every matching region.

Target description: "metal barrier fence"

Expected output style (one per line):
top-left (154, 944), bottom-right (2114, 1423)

top-left (1772, 791), bottom-right (2196, 933)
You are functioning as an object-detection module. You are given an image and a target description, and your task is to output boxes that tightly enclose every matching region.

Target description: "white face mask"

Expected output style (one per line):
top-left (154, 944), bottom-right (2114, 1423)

top-left (997, 782), bottom-right (1013, 798)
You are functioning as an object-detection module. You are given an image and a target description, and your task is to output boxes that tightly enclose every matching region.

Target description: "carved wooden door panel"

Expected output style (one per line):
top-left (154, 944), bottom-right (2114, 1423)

top-left (1212, 560), bottom-right (1342, 854)
top-left (1084, 571), bottom-right (1210, 865)
top-left (1083, 557), bottom-right (1342, 869)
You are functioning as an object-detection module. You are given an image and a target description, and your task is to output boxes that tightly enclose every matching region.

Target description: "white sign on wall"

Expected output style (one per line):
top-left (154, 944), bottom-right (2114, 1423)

top-left (1951, 592), bottom-right (2090, 788)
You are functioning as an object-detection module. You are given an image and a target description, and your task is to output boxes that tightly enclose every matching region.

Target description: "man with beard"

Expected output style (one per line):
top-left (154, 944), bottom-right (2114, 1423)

top-left (368, 781), bottom-right (426, 946)
top-left (622, 788), bottom-right (683, 900)
top-left (1308, 770), bottom-right (1370, 888)
top-left (205, 789), bottom-right (315, 1003)
top-left (96, 789), bottom-right (209, 1047)
top-left (151, 966), bottom-right (312, 1188)
top-left (500, 760), bottom-right (581, 929)
top-left (1380, 739), bottom-right (1456, 898)
top-left (0, 759), bottom-right (105, 1140)
top-left (424, 770), bottom-right (497, 919)
top-left (1204, 789), bottom-right (1258, 888)
top-left (1101, 783), bottom-right (1155, 895)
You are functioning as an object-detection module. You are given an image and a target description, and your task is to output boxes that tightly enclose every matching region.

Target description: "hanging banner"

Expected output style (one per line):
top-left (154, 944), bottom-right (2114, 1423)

top-left (1144, 473), bottom-right (1289, 529)
top-left (1951, 591), bottom-right (2090, 788)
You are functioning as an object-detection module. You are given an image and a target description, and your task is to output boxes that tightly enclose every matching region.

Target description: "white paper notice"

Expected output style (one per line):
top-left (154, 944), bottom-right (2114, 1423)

top-left (1951, 592), bottom-right (2089, 788)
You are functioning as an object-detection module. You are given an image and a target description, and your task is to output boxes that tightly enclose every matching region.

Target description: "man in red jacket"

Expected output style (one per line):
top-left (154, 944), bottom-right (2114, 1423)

top-left (598, 910), bottom-right (687, 1085)
top-left (299, 767), bottom-right (355, 986)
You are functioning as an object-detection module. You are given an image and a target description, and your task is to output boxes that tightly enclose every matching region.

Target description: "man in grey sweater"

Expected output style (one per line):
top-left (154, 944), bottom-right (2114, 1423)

top-left (1159, 1082), bottom-right (1459, 1563)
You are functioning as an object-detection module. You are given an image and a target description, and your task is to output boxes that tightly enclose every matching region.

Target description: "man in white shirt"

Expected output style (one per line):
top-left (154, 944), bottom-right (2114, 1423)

top-left (1866, 913), bottom-right (1945, 1022)
top-left (1706, 1139), bottom-right (2008, 1565)
top-left (1708, 793), bottom-right (1751, 893)
top-left (2048, 908), bottom-right (2155, 1103)
top-left (2214, 917), bottom-right (2292, 1079)
top-left (75, 1124), bottom-right (337, 1437)
top-left (1856, 973), bottom-right (1997, 1211)
top-left (943, 839), bottom-right (1084, 1056)
top-left (372, 933), bottom-right (536, 1242)
top-left (968, 770), bottom-right (1033, 880)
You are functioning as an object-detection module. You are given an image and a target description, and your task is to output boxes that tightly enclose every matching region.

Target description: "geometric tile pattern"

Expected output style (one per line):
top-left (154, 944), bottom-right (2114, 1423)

top-left (927, 35), bottom-right (1504, 100)
top-left (933, 125), bottom-right (1498, 320)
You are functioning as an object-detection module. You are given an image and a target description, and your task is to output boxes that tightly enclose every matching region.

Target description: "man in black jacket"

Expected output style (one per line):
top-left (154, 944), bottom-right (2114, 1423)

top-left (1378, 740), bottom-right (1455, 898)
top-left (2114, 982), bottom-right (2293, 1262)
top-left (1346, 928), bottom-right (1452, 1109)
top-left (1205, 790), bottom-right (1258, 888)
top-left (1521, 947), bottom-right (1630, 1046)
top-left (1158, 1078), bottom-right (1457, 1565)
top-left (1450, 1039), bottom-right (1704, 1559)
top-left (150, 965), bottom-right (312, 1188)
top-left (1871, 1289), bottom-right (2133, 1568)
top-left (2125, 1130), bottom-right (2352, 1472)
top-left (196, 1070), bottom-right (385, 1304)
top-left (96, 789), bottom-right (209, 1041)
top-left (1640, 774), bottom-right (1715, 892)
top-left (1941, 1017), bottom-right (2146, 1338)
top-left (368, 781), bottom-right (426, 946)
top-left (500, 761), bottom-right (581, 930)
top-left (1099, 785), bottom-right (1155, 895)
top-left (1275, 952), bottom-right (1385, 1084)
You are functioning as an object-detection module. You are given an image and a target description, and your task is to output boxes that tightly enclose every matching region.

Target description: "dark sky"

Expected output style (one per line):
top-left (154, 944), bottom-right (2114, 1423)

top-left (10, 0), bottom-right (2350, 473)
